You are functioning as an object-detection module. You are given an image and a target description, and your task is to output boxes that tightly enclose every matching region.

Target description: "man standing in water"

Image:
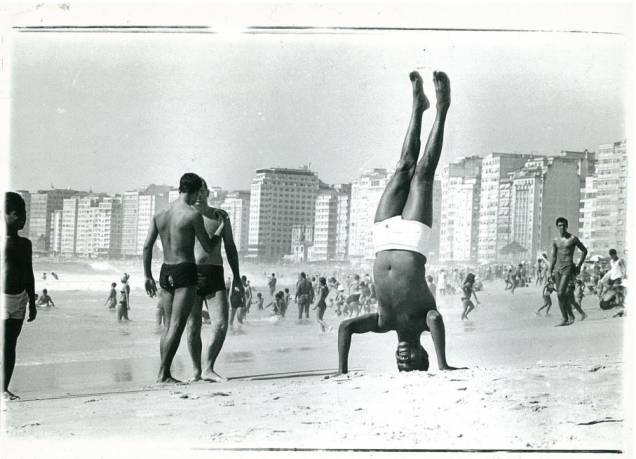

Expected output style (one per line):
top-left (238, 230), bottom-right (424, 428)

top-left (3, 192), bottom-right (37, 400)
top-left (186, 179), bottom-right (244, 382)
top-left (549, 217), bottom-right (588, 326)
top-left (334, 71), bottom-right (462, 375)
top-left (143, 173), bottom-right (224, 383)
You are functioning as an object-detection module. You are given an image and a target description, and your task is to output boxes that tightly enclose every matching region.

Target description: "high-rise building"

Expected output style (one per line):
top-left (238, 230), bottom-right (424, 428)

top-left (121, 191), bottom-right (140, 257)
top-left (509, 156), bottom-right (581, 259)
top-left (28, 189), bottom-right (82, 252)
top-left (477, 153), bottom-right (536, 262)
top-left (50, 209), bottom-right (63, 255)
top-left (247, 167), bottom-right (319, 260)
top-left (17, 190), bottom-right (31, 237)
top-left (136, 192), bottom-right (169, 256)
top-left (348, 169), bottom-right (390, 261)
top-left (579, 140), bottom-right (627, 256)
top-left (310, 188), bottom-right (339, 262)
top-left (220, 190), bottom-right (251, 256)
top-left (60, 197), bottom-right (80, 255)
top-left (439, 157), bottom-right (482, 263)
top-left (334, 183), bottom-right (352, 262)
top-left (422, 180), bottom-right (443, 263)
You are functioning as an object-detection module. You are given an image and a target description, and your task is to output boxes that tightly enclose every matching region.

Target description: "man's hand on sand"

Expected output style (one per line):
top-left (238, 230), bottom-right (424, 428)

top-left (145, 278), bottom-right (158, 297)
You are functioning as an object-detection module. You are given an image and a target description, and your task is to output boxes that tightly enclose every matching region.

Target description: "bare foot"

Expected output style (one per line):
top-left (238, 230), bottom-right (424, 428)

top-left (433, 70), bottom-right (451, 109)
top-left (580, 312), bottom-right (587, 321)
top-left (157, 375), bottom-right (185, 384)
top-left (2, 390), bottom-right (20, 400)
top-left (409, 71), bottom-right (429, 112)
top-left (201, 370), bottom-right (228, 383)
top-left (439, 365), bottom-right (468, 371)
top-left (555, 320), bottom-right (572, 327)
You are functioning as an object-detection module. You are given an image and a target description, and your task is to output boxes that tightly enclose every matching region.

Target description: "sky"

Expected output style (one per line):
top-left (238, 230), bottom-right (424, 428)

top-left (6, 4), bottom-right (630, 194)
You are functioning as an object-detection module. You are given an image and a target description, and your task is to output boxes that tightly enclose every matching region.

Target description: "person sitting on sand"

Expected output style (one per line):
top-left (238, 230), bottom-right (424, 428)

top-left (3, 192), bottom-right (37, 400)
top-left (334, 71), bottom-right (462, 375)
top-left (35, 288), bottom-right (55, 307)
top-left (105, 282), bottom-right (117, 309)
top-left (460, 273), bottom-right (479, 320)
top-left (143, 173), bottom-right (224, 384)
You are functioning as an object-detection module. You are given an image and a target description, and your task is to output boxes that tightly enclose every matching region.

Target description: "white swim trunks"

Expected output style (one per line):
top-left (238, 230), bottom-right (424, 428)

top-left (373, 216), bottom-right (431, 257)
top-left (3, 290), bottom-right (28, 320)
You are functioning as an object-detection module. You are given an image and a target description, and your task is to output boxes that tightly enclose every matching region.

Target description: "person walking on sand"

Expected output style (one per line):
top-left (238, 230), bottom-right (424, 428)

top-left (460, 273), bottom-right (480, 320)
top-left (313, 277), bottom-right (331, 332)
top-left (549, 217), bottom-right (588, 326)
top-left (186, 178), bottom-right (244, 383)
top-left (143, 173), bottom-right (224, 384)
top-left (3, 192), bottom-right (37, 400)
top-left (333, 71), bottom-right (462, 375)
top-left (105, 282), bottom-right (117, 309)
top-left (536, 278), bottom-right (556, 316)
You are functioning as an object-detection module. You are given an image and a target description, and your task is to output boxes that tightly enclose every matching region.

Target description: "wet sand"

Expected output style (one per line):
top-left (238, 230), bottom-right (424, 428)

top-left (2, 267), bottom-right (630, 455)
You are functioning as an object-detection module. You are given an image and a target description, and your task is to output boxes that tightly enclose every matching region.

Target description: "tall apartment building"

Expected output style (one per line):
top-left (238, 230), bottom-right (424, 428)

top-left (579, 140), bottom-right (627, 256)
top-left (60, 197), bottom-right (80, 255)
top-left (477, 153), bottom-right (536, 263)
top-left (310, 188), bottom-right (339, 262)
top-left (28, 189), bottom-right (82, 252)
top-left (439, 157), bottom-right (482, 263)
top-left (50, 209), bottom-right (63, 255)
top-left (348, 169), bottom-right (390, 261)
top-left (220, 191), bottom-right (251, 255)
top-left (121, 191), bottom-right (141, 257)
top-left (17, 190), bottom-right (31, 237)
top-left (423, 180), bottom-right (443, 263)
top-left (509, 156), bottom-right (580, 259)
top-left (135, 193), bottom-right (169, 256)
top-left (334, 183), bottom-right (352, 262)
top-left (247, 168), bottom-right (319, 260)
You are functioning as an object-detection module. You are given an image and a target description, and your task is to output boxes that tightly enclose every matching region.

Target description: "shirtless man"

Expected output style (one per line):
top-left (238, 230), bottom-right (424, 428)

top-left (549, 217), bottom-right (588, 326)
top-left (186, 179), bottom-right (244, 382)
top-left (143, 173), bottom-right (224, 383)
top-left (335, 71), bottom-right (461, 374)
top-left (3, 192), bottom-right (37, 400)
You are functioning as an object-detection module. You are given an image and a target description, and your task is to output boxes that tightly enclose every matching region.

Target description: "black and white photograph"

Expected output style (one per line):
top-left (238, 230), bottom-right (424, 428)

top-left (1, 1), bottom-right (633, 457)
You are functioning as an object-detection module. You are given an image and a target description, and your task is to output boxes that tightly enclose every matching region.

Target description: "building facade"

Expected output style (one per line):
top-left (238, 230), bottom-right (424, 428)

top-left (247, 168), bottom-right (319, 260)
top-left (310, 189), bottom-right (339, 262)
top-left (28, 189), bottom-right (82, 252)
top-left (439, 157), bottom-right (482, 263)
top-left (220, 191), bottom-right (251, 256)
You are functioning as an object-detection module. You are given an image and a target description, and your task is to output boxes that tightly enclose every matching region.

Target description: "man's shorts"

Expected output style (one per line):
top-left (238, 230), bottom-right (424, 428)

top-left (159, 262), bottom-right (198, 294)
top-left (196, 264), bottom-right (225, 298)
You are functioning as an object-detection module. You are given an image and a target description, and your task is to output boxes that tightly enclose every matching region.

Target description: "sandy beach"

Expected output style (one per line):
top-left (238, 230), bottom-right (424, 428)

top-left (2, 260), bottom-right (631, 456)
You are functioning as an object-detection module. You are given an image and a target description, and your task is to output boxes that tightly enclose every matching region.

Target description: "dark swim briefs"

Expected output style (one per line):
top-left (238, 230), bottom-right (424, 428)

top-left (196, 264), bottom-right (225, 298)
top-left (553, 264), bottom-right (575, 294)
top-left (159, 262), bottom-right (198, 293)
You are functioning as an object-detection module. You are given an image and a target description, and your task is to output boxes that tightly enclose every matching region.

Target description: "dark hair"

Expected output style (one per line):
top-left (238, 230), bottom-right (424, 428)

top-left (609, 248), bottom-right (617, 256)
top-left (178, 173), bottom-right (203, 194)
top-left (319, 277), bottom-right (326, 285)
top-left (43, 289), bottom-right (48, 294)
top-left (464, 273), bottom-right (475, 284)
top-left (111, 282), bottom-right (116, 287)
top-left (284, 288), bottom-right (289, 293)
top-left (241, 275), bottom-right (247, 281)
top-left (5, 192), bottom-right (25, 215)
top-left (300, 272), bottom-right (306, 279)
top-left (555, 217), bottom-right (568, 226)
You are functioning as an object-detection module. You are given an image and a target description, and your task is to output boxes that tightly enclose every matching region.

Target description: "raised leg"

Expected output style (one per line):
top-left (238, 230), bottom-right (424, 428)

top-left (402, 71), bottom-right (450, 225)
top-left (157, 286), bottom-right (196, 383)
top-left (555, 272), bottom-right (574, 326)
top-left (374, 71), bottom-right (429, 223)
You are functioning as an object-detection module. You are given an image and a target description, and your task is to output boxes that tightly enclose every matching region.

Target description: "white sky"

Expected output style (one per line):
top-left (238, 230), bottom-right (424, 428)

top-left (4, 2), bottom-right (631, 194)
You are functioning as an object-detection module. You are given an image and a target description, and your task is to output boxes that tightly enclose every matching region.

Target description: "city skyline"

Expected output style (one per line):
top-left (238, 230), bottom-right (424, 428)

top-left (8, 20), bottom-right (628, 194)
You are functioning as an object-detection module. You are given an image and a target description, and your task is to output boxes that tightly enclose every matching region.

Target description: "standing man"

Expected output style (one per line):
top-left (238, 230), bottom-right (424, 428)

top-left (186, 179), bottom-right (244, 383)
top-left (549, 217), bottom-right (588, 326)
top-left (295, 272), bottom-right (314, 320)
top-left (266, 273), bottom-right (277, 309)
top-left (3, 192), bottom-right (37, 400)
top-left (143, 173), bottom-right (224, 384)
